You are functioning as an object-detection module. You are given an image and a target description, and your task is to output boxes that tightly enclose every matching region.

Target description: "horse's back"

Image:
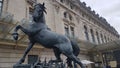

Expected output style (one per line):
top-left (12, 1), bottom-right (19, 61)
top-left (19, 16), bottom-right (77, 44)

top-left (38, 29), bottom-right (69, 42)
top-left (46, 30), bottom-right (73, 54)
top-left (33, 29), bottom-right (72, 48)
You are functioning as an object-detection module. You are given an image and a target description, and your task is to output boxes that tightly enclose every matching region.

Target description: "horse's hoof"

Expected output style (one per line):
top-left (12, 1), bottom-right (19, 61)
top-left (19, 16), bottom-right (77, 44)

top-left (12, 33), bottom-right (18, 40)
top-left (82, 66), bottom-right (86, 68)
top-left (14, 63), bottom-right (20, 65)
top-left (49, 59), bottom-right (62, 63)
top-left (14, 62), bottom-right (22, 66)
top-left (16, 60), bottom-right (23, 65)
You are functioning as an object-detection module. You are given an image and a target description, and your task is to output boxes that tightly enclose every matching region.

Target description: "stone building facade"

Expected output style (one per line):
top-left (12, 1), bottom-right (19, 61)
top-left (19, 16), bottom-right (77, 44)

top-left (0, 0), bottom-right (119, 68)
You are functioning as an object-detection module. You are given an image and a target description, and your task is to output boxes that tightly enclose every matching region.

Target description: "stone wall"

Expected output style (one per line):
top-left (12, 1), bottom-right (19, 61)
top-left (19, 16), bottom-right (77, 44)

top-left (2, 0), bottom-right (119, 44)
top-left (0, 44), bottom-right (91, 68)
top-left (0, 45), bottom-right (42, 68)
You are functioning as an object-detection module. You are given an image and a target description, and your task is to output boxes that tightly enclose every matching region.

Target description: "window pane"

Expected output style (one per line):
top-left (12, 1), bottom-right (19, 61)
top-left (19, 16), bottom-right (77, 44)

top-left (96, 32), bottom-right (100, 44)
top-left (28, 55), bottom-right (38, 64)
top-left (69, 15), bottom-right (72, 20)
top-left (84, 26), bottom-right (89, 41)
top-left (70, 26), bottom-right (74, 38)
top-left (64, 25), bottom-right (69, 37)
top-left (90, 29), bottom-right (95, 43)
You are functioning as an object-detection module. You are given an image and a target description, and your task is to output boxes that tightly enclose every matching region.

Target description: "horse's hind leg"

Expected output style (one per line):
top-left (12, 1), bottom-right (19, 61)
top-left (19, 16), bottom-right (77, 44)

top-left (66, 54), bottom-right (85, 68)
top-left (66, 58), bottom-right (73, 68)
top-left (52, 48), bottom-right (62, 62)
top-left (55, 43), bottom-right (84, 68)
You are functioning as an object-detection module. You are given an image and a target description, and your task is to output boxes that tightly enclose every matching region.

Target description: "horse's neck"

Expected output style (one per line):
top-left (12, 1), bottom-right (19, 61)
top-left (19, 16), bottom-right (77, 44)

top-left (38, 14), bottom-right (46, 24)
top-left (37, 14), bottom-right (48, 28)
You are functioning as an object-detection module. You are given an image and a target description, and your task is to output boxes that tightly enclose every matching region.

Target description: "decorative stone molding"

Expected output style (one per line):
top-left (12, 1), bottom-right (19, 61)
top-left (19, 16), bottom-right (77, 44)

top-left (54, 5), bottom-right (60, 14)
top-left (75, 15), bottom-right (80, 23)
top-left (26, 0), bottom-right (36, 6)
top-left (0, 12), bottom-right (14, 23)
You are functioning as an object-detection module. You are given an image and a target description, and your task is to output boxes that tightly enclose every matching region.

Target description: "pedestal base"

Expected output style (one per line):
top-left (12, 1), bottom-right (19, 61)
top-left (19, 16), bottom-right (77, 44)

top-left (13, 64), bottom-right (31, 68)
top-left (35, 65), bottom-right (42, 68)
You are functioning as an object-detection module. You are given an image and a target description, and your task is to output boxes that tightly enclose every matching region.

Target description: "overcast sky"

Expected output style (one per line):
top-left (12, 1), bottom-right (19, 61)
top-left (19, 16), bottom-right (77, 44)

top-left (80, 0), bottom-right (120, 34)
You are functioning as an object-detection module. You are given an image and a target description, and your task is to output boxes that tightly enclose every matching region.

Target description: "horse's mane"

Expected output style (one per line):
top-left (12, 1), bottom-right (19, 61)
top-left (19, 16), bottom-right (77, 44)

top-left (36, 3), bottom-right (47, 14)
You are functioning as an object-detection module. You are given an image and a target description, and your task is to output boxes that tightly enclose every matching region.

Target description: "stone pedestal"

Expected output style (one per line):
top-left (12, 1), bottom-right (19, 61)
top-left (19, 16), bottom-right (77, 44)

top-left (13, 64), bottom-right (31, 68)
top-left (35, 65), bottom-right (42, 68)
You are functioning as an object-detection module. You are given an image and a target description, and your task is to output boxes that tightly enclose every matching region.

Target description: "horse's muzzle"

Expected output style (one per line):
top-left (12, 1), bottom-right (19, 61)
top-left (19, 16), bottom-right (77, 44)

top-left (12, 32), bottom-right (19, 40)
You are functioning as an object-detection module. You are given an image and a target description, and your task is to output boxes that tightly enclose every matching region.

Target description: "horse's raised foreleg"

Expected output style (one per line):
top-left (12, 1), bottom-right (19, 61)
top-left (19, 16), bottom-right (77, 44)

top-left (15, 42), bottom-right (35, 65)
top-left (66, 58), bottom-right (73, 68)
top-left (14, 25), bottom-right (27, 33)
top-left (54, 48), bottom-right (62, 62)
top-left (13, 25), bottom-right (29, 40)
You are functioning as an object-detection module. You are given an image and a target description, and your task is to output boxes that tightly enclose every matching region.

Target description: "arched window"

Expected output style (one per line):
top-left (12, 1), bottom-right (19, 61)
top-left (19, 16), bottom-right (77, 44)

top-left (84, 25), bottom-right (89, 41)
top-left (70, 26), bottom-right (74, 38)
top-left (90, 29), bottom-right (95, 43)
top-left (64, 24), bottom-right (75, 38)
top-left (96, 32), bottom-right (100, 44)
top-left (101, 34), bottom-right (104, 43)
top-left (63, 12), bottom-right (73, 21)
top-left (64, 12), bottom-right (67, 18)
top-left (69, 14), bottom-right (72, 21)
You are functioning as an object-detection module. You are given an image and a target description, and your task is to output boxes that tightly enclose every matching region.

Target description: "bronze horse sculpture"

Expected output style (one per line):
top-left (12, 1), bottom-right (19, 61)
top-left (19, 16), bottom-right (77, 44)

top-left (12, 3), bottom-right (85, 68)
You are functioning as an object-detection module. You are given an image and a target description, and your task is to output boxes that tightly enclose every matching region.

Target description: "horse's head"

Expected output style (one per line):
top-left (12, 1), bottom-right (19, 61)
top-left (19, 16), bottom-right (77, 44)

top-left (33, 3), bottom-right (47, 22)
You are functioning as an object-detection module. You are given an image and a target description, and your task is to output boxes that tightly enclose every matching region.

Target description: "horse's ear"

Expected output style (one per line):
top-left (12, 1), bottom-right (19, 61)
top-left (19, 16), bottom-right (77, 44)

top-left (42, 2), bottom-right (47, 14)
top-left (42, 2), bottom-right (45, 6)
top-left (42, 2), bottom-right (46, 9)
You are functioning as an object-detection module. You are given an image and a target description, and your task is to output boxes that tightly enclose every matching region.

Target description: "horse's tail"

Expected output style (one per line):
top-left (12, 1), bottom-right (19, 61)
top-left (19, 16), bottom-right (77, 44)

top-left (66, 39), bottom-right (80, 67)
top-left (71, 39), bottom-right (80, 56)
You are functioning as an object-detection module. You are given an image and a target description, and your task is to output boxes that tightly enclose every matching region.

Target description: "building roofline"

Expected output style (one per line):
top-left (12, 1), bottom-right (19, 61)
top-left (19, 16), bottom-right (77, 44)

top-left (77, 1), bottom-right (119, 37)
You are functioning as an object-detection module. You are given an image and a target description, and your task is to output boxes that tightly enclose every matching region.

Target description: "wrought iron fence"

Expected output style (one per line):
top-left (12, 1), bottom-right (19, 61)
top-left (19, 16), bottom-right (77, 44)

top-left (32, 58), bottom-right (66, 68)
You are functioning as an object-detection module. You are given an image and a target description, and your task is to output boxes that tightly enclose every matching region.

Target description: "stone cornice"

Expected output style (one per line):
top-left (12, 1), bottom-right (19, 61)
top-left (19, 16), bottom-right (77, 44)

top-left (78, 2), bottom-right (119, 37)
top-left (26, 0), bottom-right (36, 6)
top-left (53, 0), bottom-right (78, 16)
